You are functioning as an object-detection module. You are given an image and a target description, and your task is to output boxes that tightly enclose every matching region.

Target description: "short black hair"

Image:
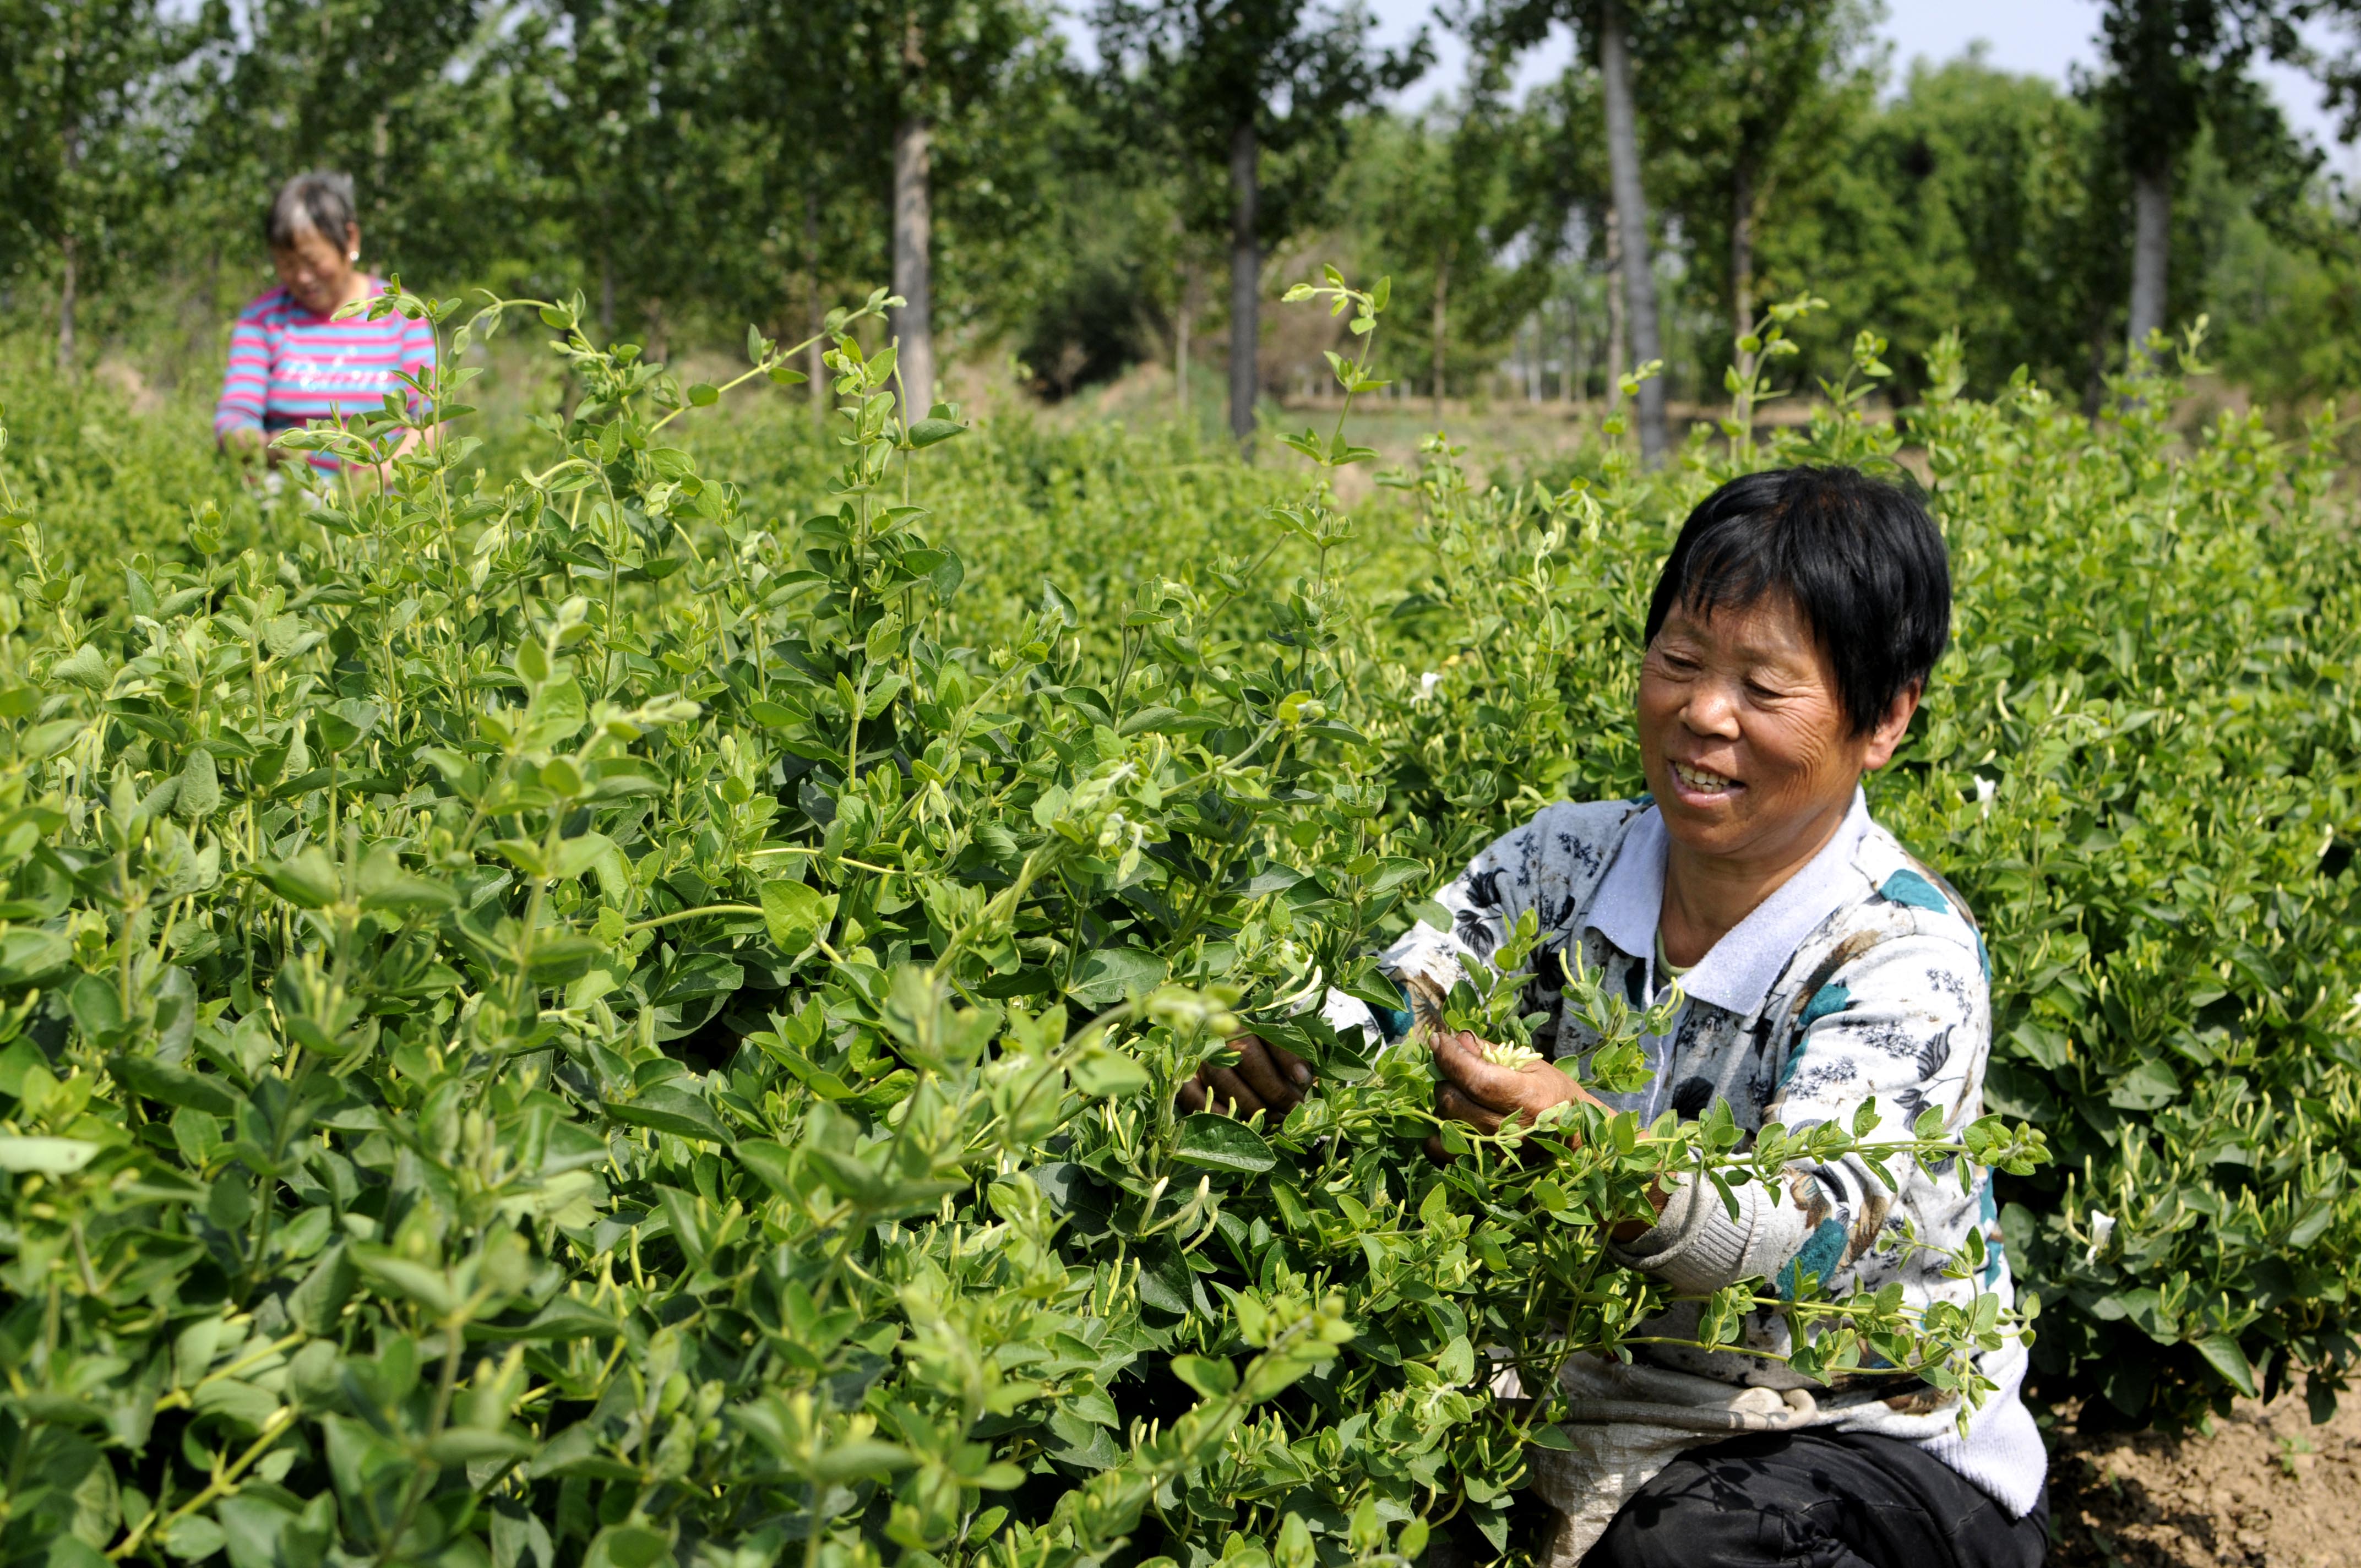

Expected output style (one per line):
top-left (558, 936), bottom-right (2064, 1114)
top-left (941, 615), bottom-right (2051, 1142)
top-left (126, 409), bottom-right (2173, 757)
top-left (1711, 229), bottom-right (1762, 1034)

top-left (1643, 465), bottom-right (1951, 737)
top-left (266, 171), bottom-right (357, 249)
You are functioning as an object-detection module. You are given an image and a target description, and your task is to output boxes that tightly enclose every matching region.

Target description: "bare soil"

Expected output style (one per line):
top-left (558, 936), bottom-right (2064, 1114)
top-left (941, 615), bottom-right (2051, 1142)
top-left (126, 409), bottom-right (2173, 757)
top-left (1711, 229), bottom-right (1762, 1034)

top-left (2048, 1386), bottom-right (2361, 1567)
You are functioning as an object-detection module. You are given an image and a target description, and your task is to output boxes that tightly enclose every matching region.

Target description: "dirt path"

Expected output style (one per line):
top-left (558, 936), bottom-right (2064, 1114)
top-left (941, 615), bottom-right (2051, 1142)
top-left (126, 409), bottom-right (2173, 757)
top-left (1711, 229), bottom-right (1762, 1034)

top-left (2048, 1385), bottom-right (2361, 1566)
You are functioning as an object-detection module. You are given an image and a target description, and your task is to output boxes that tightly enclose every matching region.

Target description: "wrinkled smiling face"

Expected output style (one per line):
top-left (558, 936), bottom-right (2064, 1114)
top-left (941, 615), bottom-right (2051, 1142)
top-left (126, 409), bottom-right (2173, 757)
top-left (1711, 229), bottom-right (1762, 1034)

top-left (271, 222), bottom-right (357, 317)
top-left (1636, 592), bottom-right (1895, 871)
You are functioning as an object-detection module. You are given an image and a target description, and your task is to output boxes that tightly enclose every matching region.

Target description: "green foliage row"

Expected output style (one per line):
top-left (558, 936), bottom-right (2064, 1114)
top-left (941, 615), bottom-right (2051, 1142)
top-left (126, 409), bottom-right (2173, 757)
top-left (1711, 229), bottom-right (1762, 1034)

top-left (1, 269), bottom-right (2359, 1568)
top-left (1394, 312), bottom-right (2361, 1425)
top-left (0, 276), bottom-right (2058, 1568)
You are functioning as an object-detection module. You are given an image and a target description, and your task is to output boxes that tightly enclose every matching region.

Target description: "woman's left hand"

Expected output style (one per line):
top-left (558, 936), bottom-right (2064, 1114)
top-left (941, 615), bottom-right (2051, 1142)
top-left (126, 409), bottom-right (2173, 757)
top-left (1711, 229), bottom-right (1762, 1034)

top-left (1426, 1028), bottom-right (1604, 1161)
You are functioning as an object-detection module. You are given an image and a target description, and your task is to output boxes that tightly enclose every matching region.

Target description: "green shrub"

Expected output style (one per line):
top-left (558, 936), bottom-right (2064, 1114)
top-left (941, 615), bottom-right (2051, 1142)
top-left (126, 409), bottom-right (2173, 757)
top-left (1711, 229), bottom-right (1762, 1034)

top-left (0, 280), bottom-right (2044, 1568)
top-left (0, 346), bottom-right (266, 573)
top-left (1364, 322), bottom-right (2361, 1427)
top-left (1892, 336), bottom-right (2361, 1423)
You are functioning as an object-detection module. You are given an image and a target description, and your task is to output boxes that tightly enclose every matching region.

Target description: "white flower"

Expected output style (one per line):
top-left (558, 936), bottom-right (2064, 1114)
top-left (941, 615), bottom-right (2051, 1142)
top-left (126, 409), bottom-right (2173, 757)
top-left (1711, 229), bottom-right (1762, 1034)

top-left (2085, 1209), bottom-right (2116, 1266)
top-left (1976, 776), bottom-right (1997, 819)
top-left (1414, 670), bottom-right (1443, 704)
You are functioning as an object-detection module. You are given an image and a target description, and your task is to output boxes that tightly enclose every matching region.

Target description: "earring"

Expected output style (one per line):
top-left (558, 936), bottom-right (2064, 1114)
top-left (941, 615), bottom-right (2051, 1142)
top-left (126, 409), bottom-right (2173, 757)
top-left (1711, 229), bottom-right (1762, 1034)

top-left (348, 252), bottom-right (358, 262)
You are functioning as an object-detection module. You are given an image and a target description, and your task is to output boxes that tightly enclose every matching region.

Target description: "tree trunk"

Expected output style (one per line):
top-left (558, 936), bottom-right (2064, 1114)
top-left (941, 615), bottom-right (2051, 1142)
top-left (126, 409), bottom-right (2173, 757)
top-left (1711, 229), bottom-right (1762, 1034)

top-left (599, 216), bottom-right (616, 342)
top-left (890, 14), bottom-right (935, 417)
top-left (1227, 117), bottom-right (1259, 447)
top-left (1566, 290), bottom-right (1587, 409)
top-left (1604, 204), bottom-right (1626, 412)
top-left (1176, 257), bottom-right (1194, 427)
top-left (2127, 164), bottom-right (2169, 362)
top-left (57, 232), bottom-right (78, 376)
top-left (1731, 159), bottom-right (1756, 386)
top-left (891, 112), bottom-right (935, 417)
top-left (56, 126), bottom-right (79, 375)
top-left (1431, 252), bottom-right (1449, 422)
top-left (1598, 0), bottom-right (1665, 462)
top-left (804, 189), bottom-right (824, 425)
top-left (371, 111), bottom-right (390, 211)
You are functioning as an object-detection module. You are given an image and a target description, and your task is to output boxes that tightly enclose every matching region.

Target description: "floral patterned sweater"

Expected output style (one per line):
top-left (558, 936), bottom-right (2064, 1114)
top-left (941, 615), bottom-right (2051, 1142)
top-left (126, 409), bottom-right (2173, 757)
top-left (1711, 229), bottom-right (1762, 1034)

top-left (1326, 791), bottom-right (2045, 1516)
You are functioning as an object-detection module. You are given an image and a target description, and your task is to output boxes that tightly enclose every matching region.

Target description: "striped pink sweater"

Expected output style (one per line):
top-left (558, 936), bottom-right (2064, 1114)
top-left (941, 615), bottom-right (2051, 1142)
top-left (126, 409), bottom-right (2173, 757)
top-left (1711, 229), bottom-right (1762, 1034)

top-left (214, 281), bottom-right (437, 471)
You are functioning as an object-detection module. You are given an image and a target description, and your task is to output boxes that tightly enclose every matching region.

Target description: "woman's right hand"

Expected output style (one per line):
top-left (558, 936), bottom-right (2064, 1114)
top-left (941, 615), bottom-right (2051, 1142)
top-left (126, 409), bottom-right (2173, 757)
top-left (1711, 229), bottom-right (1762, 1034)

top-left (1177, 1033), bottom-right (1313, 1119)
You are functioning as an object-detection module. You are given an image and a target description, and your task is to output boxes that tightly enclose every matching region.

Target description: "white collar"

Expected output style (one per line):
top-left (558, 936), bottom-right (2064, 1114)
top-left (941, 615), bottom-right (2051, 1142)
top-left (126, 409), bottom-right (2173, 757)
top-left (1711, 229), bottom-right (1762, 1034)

top-left (1586, 788), bottom-right (1872, 1015)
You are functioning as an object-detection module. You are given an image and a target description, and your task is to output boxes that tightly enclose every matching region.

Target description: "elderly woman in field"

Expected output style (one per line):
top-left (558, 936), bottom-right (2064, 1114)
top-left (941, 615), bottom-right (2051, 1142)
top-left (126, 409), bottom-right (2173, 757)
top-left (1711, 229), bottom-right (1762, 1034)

top-left (214, 171), bottom-right (434, 483)
top-left (1183, 467), bottom-right (2046, 1567)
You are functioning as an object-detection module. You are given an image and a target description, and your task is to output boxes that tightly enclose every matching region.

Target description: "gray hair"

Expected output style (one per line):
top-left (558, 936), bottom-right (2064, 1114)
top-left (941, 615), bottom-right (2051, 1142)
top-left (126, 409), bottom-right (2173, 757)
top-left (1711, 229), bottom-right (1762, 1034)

top-left (266, 171), bottom-right (358, 249)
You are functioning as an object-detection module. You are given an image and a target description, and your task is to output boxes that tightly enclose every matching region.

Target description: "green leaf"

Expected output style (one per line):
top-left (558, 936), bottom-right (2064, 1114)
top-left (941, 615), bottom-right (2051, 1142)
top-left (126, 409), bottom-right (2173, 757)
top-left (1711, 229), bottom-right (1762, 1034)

top-left (357, 846), bottom-right (458, 913)
top-left (258, 847), bottom-right (340, 910)
top-left (68, 972), bottom-right (123, 1039)
top-left (2194, 1333), bottom-right (2259, 1398)
top-left (112, 1055), bottom-right (240, 1116)
top-left (216, 1496), bottom-right (317, 1568)
top-left (158, 1516), bottom-right (226, 1561)
top-left (1174, 1114), bottom-right (1276, 1176)
top-left (21, 718), bottom-right (84, 759)
top-left (289, 1244), bottom-right (357, 1335)
top-left (427, 1429), bottom-right (537, 1463)
top-left (1169, 1353), bottom-right (1238, 1398)
top-left (735, 1138), bottom-right (798, 1198)
top-left (1068, 946), bottom-right (1165, 1007)
top-left (49, 1539), bottom-right (108, 1568)
top-left (177, 747), bottom-right (221, 820)
top-left (531, 1423), bottom-right (634, 1480)
top-left (1040, 579), bottom-right (1078, 628)
top-left (603, 1086), bottom-right (729, 1145)
top-left (1070, 1042), bottom-right (1152, 1098)
top-left (759, 879), bottom-right (836, 954)
top-left (50, 644), bottom-right (111, 691)
top-left (2107, 1057), bottom-right (2182, 1111)
top-left (0, 1136), bottom-right (99, 1173)
top-left (808, 1440), bottom-right (916, 1482)
top-left (583, 1525), bottom-right (672, 1568)
top-left (353, 1251), bottom-right (462, 1317)
top-left (544, 832), bottom-right (614, 881)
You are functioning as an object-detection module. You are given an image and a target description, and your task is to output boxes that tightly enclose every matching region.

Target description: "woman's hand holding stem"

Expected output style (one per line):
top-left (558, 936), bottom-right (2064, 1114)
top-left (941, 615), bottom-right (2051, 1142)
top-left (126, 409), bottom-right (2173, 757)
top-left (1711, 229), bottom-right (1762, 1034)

top-left (1179, 1025), bottom-right (1672, 1241)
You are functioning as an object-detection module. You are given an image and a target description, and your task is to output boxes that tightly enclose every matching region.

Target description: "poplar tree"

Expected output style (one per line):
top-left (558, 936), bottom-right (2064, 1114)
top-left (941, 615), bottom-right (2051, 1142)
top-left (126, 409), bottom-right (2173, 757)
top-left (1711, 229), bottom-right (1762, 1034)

top-left (839, 0), bottom-right (1048, 416)
top-left (0, 0), bottom-right (209, 369)
top-left (1094, 0), bottom-right (1428, 446)
top-left (1473, 0), bottom-right (1670, 461)
top-left (1644, 0), bottom-right (1873, 383)
top-left (2091, 0), bottom-right (2348, 361)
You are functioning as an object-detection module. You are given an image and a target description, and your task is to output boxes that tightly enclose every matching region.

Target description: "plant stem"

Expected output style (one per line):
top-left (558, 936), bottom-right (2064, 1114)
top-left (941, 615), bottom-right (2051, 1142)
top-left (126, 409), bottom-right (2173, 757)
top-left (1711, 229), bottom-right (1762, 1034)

top-left (108, 1407), bottom-right (296, 1559)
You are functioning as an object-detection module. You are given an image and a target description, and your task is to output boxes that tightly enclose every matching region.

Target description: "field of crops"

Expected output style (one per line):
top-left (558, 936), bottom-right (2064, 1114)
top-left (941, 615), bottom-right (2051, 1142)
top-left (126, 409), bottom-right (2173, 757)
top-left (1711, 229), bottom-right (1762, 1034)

top-left (0, 282), bottom-right (2356, 1568)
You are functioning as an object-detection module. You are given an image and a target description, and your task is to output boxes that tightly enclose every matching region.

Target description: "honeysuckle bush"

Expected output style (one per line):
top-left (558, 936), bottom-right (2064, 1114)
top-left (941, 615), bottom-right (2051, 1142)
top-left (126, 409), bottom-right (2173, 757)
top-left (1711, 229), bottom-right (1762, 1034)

top-left (0, 272), bottom-right (2050, 1568)
top-left (1892, 331), bottom-right (2361, 1425)
top-left (1367, 309), bottom-right (2361, 1429)
top-left (0, 352), bottom-right (270, 575)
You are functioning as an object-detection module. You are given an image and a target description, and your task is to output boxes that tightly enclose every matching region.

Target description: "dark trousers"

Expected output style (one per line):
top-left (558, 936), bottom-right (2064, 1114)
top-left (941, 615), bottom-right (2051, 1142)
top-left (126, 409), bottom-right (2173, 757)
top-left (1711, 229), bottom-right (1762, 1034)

top-left (1584, 1430), bottom-right (2048, 1568)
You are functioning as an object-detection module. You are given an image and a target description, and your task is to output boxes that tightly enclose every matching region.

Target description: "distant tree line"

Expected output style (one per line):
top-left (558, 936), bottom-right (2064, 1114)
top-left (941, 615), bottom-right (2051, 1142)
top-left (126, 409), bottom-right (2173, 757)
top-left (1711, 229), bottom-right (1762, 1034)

top-left (6, 0), bottom-right (2361, 443)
